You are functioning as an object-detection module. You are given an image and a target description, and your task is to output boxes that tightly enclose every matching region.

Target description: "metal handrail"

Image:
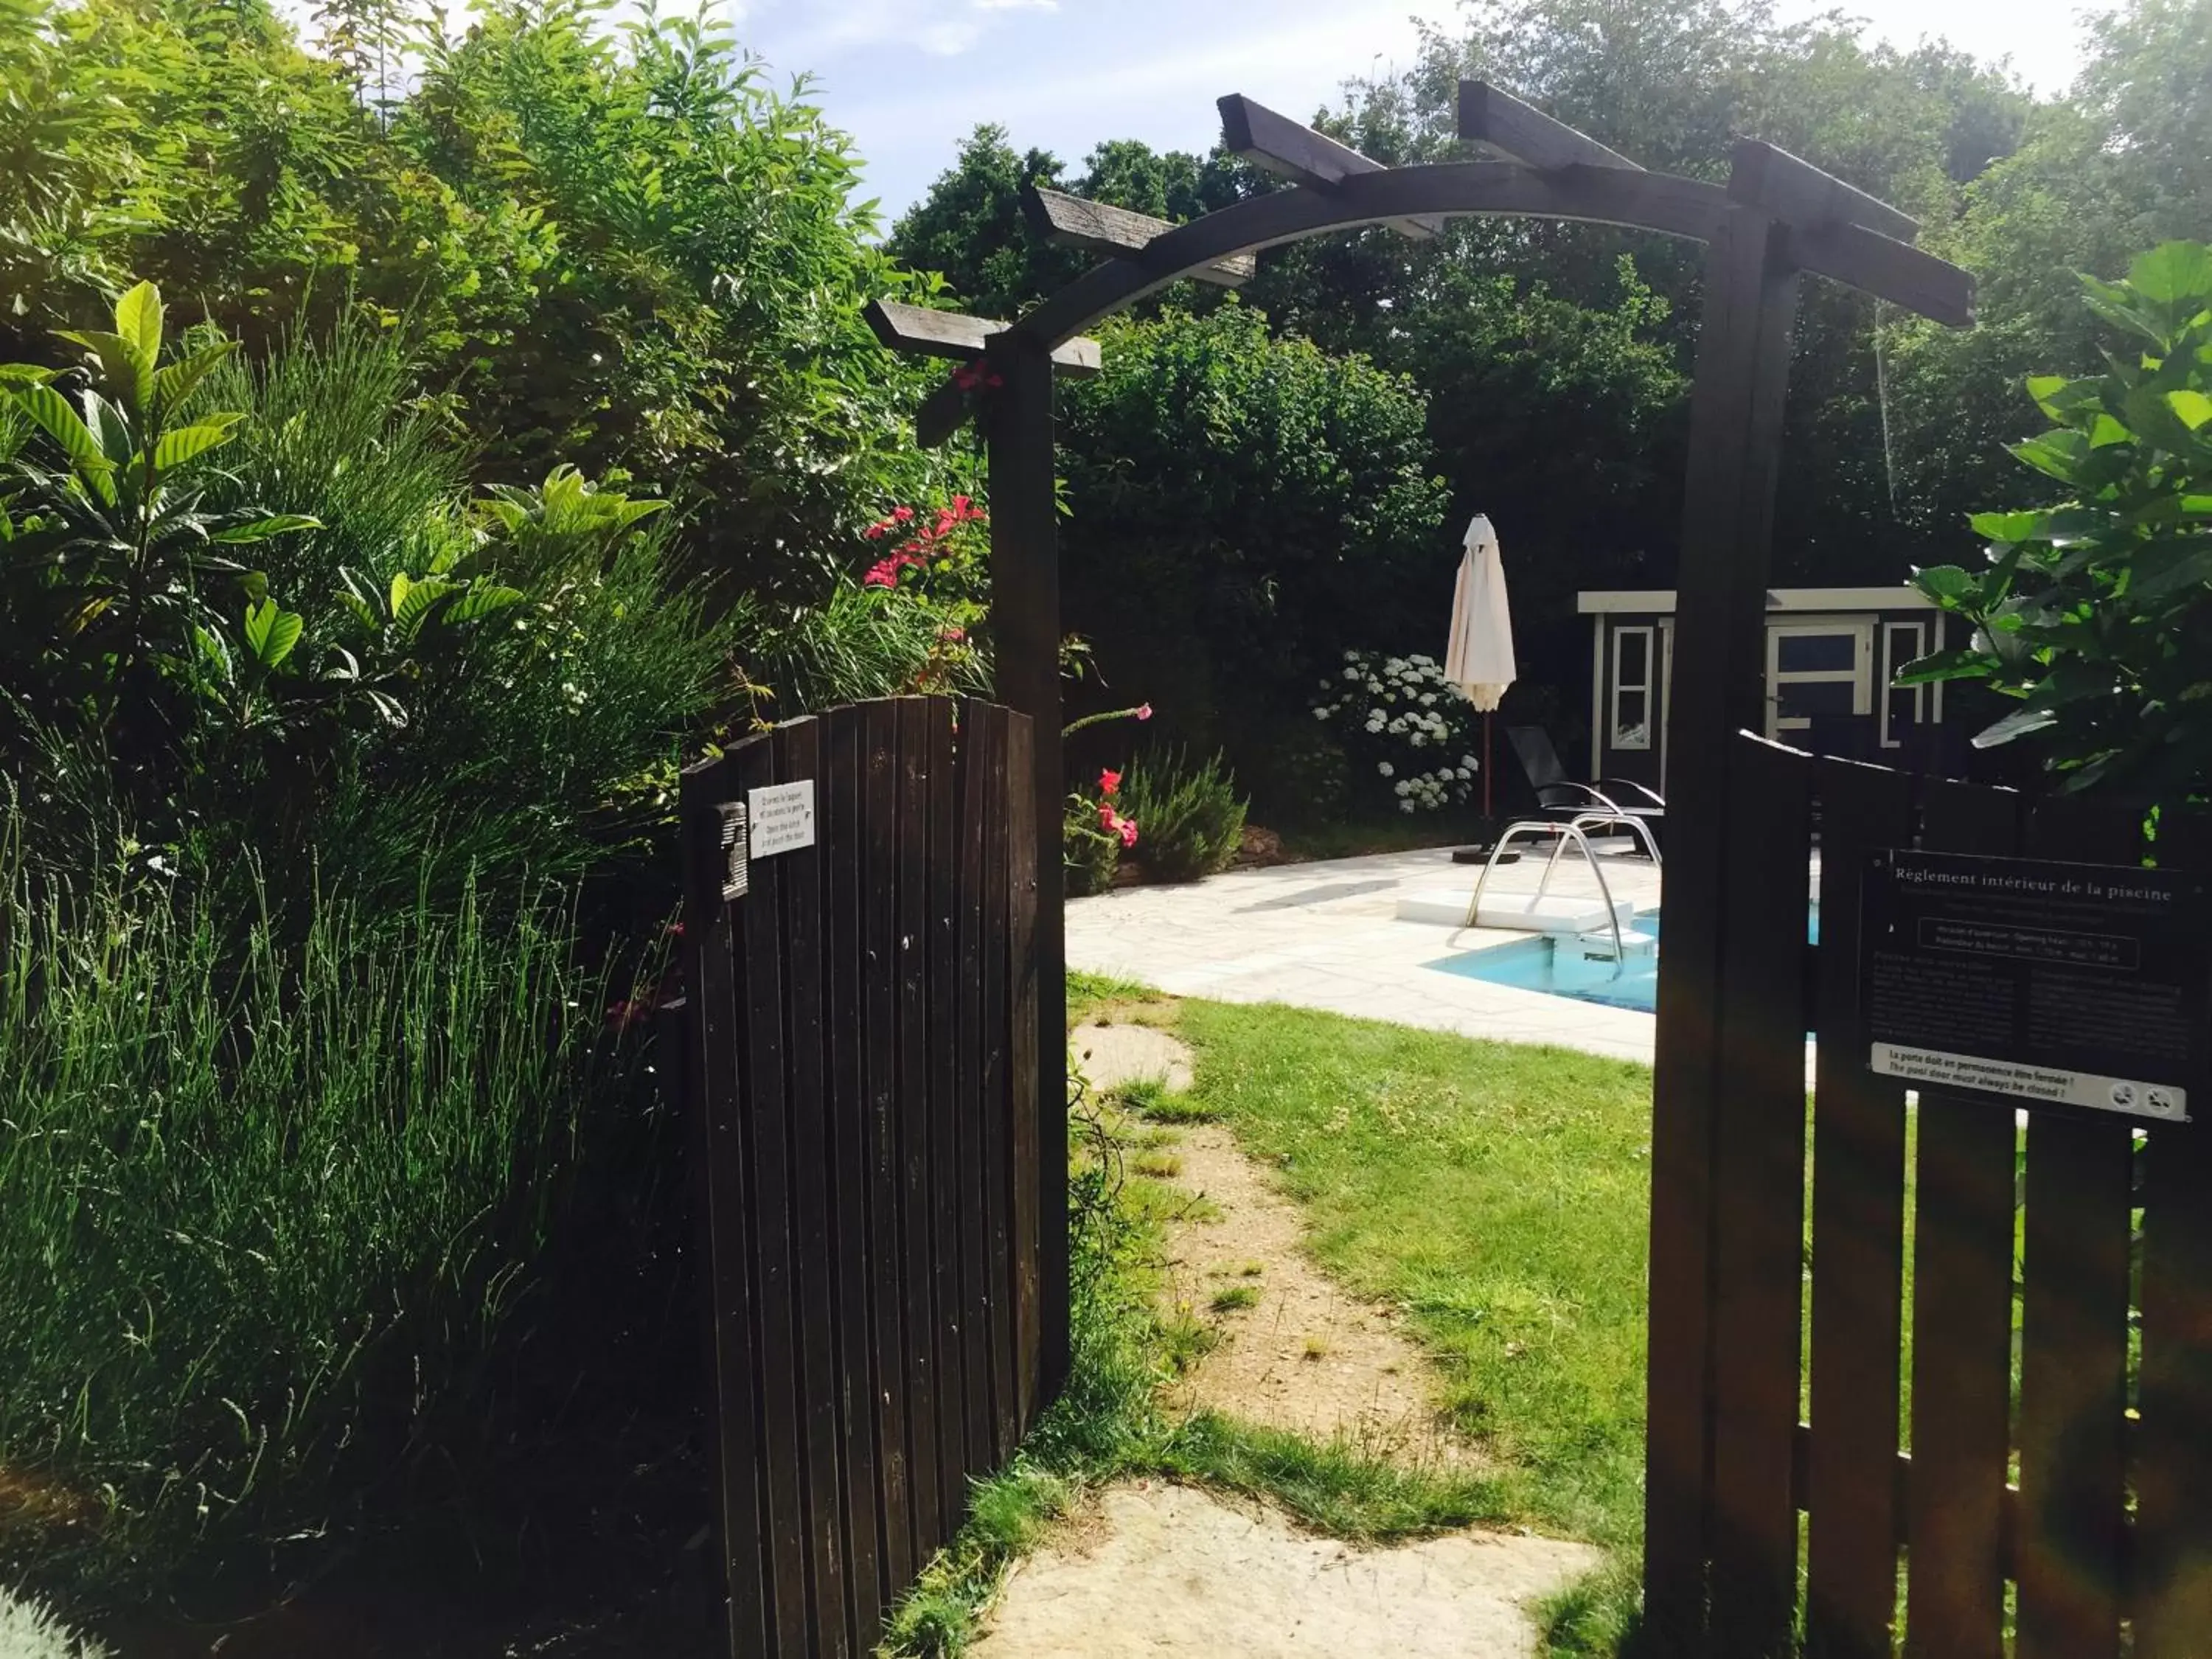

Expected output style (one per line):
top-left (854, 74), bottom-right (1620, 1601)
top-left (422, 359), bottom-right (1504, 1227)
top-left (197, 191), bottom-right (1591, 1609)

top-left (1464, 818), bottom-right (1625, 961)
top-left (1570, 809), bottom-right (1663, 866)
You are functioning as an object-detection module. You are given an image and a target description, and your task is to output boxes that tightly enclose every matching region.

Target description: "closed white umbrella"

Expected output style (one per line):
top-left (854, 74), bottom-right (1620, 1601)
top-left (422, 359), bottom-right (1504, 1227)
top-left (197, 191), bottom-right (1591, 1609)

top-left (1444, 512), bottom-right (1516, 815)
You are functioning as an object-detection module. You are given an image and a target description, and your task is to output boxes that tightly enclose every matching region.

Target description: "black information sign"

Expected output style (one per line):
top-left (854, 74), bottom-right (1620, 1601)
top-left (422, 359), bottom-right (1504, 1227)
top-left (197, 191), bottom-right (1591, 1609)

top-left (1859, 849), bottom-right (2211, 1123)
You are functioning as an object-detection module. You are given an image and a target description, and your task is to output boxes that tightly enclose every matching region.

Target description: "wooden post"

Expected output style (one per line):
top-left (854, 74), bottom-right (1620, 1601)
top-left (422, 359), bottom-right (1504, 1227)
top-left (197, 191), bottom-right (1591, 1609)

top-left (1644, 202), bottom-right (1802, 1654)
top-left (985, 335), bottom-right (1070, 1397)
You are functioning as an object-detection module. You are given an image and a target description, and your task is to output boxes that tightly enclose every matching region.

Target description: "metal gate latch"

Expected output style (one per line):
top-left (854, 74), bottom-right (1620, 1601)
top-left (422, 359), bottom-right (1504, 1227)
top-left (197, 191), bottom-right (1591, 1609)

top-left (716, 802), bottom-right (749, 901)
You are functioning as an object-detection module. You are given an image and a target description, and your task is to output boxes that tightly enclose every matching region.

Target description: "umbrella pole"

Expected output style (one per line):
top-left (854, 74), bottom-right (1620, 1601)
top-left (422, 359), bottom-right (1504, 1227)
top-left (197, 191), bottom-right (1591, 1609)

top-left (1483, 711), bottom-right (1493, 819)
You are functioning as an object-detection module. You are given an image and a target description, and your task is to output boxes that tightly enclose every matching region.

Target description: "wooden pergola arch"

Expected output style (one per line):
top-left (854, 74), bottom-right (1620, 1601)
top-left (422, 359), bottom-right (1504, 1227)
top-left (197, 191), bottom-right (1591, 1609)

top-left (867, 83), bottom-right (1973, 1654)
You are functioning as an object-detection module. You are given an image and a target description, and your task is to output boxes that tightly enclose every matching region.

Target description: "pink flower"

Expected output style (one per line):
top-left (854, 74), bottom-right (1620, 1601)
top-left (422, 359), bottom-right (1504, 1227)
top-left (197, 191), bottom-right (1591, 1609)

top-left (863, 521), bottom-right (889, 541)
top-left (938, 625), bottom-right (967, 644)
top-left (1096, 804), bottom-right (1140, 849)
top-left (863, 560), bottom-right (900, 588)
top-left (1135, 703), bottom-right (1153, 721)
top-left (892, 505), bottom-right (914, 523)
top-left (1098, 768), bottom-right (1121, 798)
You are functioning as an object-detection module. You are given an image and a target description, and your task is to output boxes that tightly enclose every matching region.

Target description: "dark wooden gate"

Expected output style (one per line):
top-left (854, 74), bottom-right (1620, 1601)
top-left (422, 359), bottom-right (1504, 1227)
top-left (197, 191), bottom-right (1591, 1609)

top-left (677, 695), bottom-right (1050, 1658)
top-left (1652, 731), bottom-right (2212, 1658)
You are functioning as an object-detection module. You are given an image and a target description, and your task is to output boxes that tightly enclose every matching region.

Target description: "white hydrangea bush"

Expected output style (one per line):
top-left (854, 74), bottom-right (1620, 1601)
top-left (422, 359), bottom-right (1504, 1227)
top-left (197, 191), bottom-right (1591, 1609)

top-left (1312, 648), bottom-right (1481, 813)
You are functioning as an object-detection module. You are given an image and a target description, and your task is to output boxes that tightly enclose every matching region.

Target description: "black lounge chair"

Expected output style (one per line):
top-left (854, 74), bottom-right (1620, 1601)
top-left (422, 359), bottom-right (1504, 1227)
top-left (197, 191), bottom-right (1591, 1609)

top-left (1505, 725), bottom-right (1664, 850)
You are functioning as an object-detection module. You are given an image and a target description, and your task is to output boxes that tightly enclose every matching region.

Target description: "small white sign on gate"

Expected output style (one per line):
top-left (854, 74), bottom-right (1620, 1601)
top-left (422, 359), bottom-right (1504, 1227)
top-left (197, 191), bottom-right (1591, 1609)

top-left (747, 780), bottom-right (816, 858)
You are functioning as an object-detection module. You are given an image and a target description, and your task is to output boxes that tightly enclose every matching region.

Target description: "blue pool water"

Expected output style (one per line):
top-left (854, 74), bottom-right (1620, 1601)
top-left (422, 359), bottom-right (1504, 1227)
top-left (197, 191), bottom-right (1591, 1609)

top-left (1427, 906), bottom-right (1820, 1015)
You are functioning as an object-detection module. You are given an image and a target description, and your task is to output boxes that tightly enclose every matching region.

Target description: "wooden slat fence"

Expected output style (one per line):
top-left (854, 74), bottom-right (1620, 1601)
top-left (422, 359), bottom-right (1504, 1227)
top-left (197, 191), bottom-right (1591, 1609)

top-left (677, 696), bottom-right (1048, 1658)
top-left (1658, 731), bottom-right (2212, 1658)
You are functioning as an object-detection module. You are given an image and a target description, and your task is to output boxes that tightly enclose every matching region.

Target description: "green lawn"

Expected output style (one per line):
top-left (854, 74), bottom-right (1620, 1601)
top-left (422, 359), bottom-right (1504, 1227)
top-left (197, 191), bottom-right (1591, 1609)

top-left (1170, 998), bottom-right (1656, 1644)
top-left (1172, 1001), bottom-right (1653, 1542)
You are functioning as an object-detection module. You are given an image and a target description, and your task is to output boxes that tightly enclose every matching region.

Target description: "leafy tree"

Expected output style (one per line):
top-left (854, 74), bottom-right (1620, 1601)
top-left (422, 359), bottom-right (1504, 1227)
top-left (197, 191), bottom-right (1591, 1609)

top-left (886, 125), bottom-right (1258, 321)
top-left (1902, 243), bottom-right (2212, 796)
top-left (886, 126), bottom-right (1085, 320)
top-left (1887, 0), bottom-right (2212, 547)
top-left (0, 0), bottom-right (973, 608)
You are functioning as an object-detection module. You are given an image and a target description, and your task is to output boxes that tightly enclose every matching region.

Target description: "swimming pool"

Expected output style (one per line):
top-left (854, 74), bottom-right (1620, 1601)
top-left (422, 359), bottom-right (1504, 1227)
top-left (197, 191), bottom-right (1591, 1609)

top-left (1427, 914), bottom-right (1666, 1011)
top-left (1427, 906), bottom-right (1819, 1015)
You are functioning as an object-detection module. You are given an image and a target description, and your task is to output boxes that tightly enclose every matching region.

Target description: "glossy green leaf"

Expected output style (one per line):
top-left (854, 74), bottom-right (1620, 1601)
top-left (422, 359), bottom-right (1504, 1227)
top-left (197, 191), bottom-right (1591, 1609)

top-left (393, 575), bottom-right (461, 633)
top-left (192, 623), bottom-right (232, 679)
top-left (1967, 511), bottom-right (2045, 543)
top-left (242, 597), bottom-right (303, 668)
top-left (2010, 430), bottom-right (2091, 484)
top-left (445, 582), bottom-right (526, 623)
top-left (1892, 647), bottom-right (1992, 685)
top-left (150, 417), bottom-right (240, 472)
top-left (1973, 703), bottom-right (2059, 748)
top-left (2171, 389), bottom-right (2212, 431)
top-left (2127, 242), bottom-right (2212, 312)
top-left (55, 328), bottom-right (153, 415)
top-left (2088, 412), bottom-right (2133, 448)
top-left (209, 513), bottom-right (321, 544)
top-left (5, 382), bottom-right (114, 479)
top-left (153, 341), bottom-right (239, 417)
top-left (1911, 563), bottom-right (1978, 604)
top-left (2025, 375), bottom-right (2106, 427)
top-left (114, 280), bottom-right (163, 364)
top-left (2129, 545), bottom-right (2212, 600)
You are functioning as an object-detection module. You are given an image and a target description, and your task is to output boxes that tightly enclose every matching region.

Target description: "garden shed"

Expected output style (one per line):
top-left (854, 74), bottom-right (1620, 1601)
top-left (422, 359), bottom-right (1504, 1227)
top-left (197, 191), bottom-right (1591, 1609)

top-left (1579, 585), bottom-right (1958, 785)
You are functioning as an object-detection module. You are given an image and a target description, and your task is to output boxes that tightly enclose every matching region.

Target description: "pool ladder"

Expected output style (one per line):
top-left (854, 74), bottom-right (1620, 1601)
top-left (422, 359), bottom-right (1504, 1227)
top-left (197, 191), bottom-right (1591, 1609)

top-left (1464, 813), bottom-right (1662, 964)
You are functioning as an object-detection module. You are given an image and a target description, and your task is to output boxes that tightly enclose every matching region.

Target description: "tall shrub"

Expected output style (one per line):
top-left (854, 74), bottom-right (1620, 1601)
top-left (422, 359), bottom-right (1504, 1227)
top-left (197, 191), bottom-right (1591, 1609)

top-left (1057, 303), bottom-right (1450, 810)
top-left (1121, 749), bottom-right (1248, 882)
top-left (1902, 242), bottom-right (2212, 796)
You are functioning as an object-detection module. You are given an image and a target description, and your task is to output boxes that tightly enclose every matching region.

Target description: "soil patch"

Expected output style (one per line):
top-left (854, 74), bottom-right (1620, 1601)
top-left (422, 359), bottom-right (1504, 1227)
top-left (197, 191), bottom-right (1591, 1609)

top-left (970, 1482), bottom-right (1597, 1659)
top-left (1161, 1124), bottom-right (1475, 1464)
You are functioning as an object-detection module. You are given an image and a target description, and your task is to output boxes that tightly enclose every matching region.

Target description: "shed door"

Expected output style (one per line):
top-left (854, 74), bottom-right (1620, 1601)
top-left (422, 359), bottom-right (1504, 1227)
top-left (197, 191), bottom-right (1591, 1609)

top-left (1764, 619), bottom-right (1873, 739)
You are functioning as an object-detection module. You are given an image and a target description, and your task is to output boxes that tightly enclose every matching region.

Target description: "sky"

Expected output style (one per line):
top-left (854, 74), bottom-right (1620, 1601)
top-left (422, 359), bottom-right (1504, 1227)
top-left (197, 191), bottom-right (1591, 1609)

top-left (723, 0), bottom-right (2104, 226)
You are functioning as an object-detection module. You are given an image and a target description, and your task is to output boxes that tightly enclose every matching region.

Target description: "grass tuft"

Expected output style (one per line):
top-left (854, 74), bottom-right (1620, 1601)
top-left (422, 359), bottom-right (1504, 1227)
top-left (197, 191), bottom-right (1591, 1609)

top-left (1067, 970), bottom-right (1164, 1019)
top-left (1207, 1285), bottom-right (1259, 1314)
top-left (0, 831), bottom-right (612, 1599)
top-left (1155, 1414), bottom-right (1504, 1544)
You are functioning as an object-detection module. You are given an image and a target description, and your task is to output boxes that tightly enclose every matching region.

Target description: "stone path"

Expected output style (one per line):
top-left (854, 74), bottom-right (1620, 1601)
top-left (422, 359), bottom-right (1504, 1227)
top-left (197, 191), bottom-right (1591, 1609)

top-left (984, 1016), bottom-right (1604, 1656)
top-left (970, 1484), bottom-right (1599, 1659)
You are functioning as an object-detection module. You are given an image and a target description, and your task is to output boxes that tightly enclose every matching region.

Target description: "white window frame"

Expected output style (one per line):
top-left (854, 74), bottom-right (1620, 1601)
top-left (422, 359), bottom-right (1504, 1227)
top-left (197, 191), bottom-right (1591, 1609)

top-left (1879, 617), bottom-right (1933, 748)
top-left (1764, 617), bottom-right (1874, 738)
top-left (1611, 624), bottom-right (1656, 751)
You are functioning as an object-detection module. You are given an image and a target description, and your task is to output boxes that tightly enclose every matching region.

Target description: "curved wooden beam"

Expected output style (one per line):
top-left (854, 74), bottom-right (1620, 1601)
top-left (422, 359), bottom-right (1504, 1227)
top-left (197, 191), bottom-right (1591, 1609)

top-left (912, 156), bottom-right (1969, 445)
top-left (1012, 161), bottom-right (1737, 349)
